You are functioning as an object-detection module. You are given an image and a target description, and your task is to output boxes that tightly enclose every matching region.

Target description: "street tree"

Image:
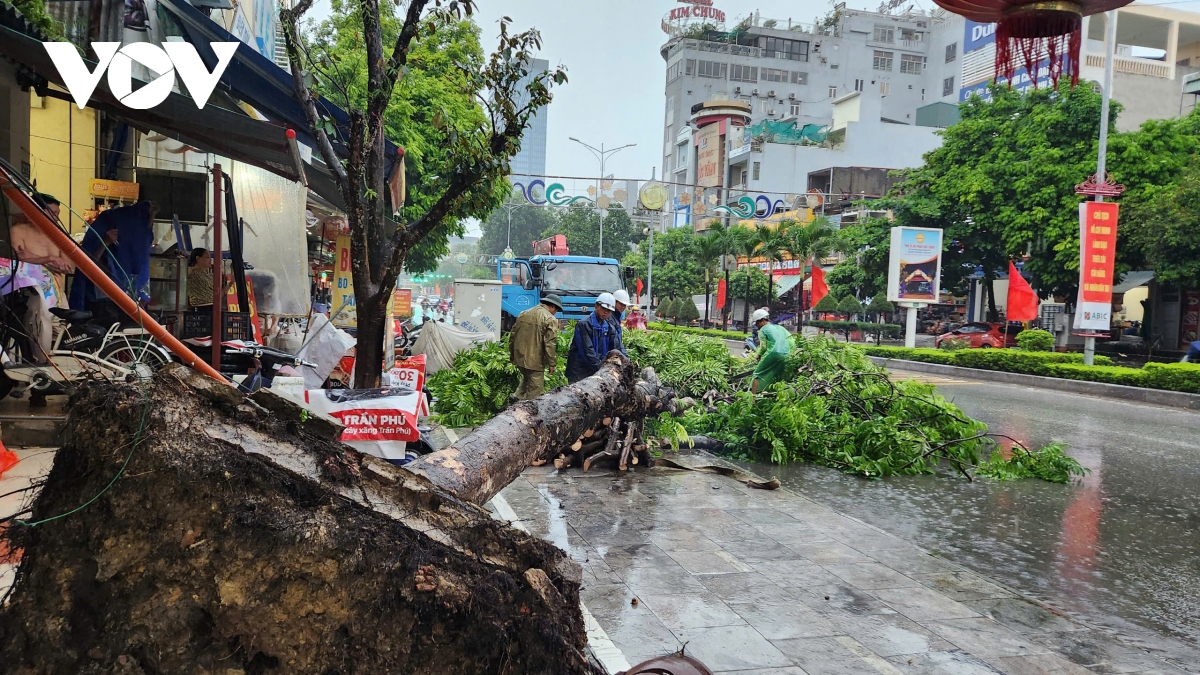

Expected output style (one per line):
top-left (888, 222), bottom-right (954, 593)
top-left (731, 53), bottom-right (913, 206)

top-left (676, 296), bottom-right (701, 325)
top-left (782, 216), bottom-right (841, 323)
top-left (889, 83), bottom-right (1114, 319)
top-left (632, 227), bottom-right (704, 303)
top-left (813, 293), bottom-right (840, 314)
top-left (544, 206), bottom-right (642, 258)
top-left (1122, 163), bottom-right (1200, 290)
top-left (477, 199), bottom-right (557, 257)
top-left (825, 215), bottom-right (891, 301)
top-left (752, 225), bottom-right (788, 308)
top-left (838, 295), bottom-right (863, 321)
top-left (281, 0), bottom-right (563, 387)
top-left (728, 265), bottom-right (773, 325)
top-left (867, 292), bottom-right (894, 319)
top-left (694, 231), bottom-right (725, 327)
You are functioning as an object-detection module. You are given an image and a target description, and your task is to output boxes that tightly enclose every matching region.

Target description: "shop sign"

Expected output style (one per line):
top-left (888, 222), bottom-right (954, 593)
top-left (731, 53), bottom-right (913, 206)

top-left (393, 287), bottom-right (413, 318)
top-left (667, 3), bottom-right (726, 22)
top-left (886, 226), bottom-right (943, 304)
top-left (1181, 290), bottom-right (1200, 344)
top-left (332, 234), bottom-right (356, 328)
top-left (88, 178), bottom-right (139, 201)
top-left (1073, 202), bottom-right (1119, 331)
top-left (387, 354), bottom-right (427, 393)
top-left (43, 41), bottom-right (239, 110)
top-left (695, 124), bottom-right (723, 188)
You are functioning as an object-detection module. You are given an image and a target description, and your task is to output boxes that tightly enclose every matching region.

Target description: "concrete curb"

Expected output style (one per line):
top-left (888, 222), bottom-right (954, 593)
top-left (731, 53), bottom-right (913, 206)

top-left (869, 356), bottom-right (1200, 411)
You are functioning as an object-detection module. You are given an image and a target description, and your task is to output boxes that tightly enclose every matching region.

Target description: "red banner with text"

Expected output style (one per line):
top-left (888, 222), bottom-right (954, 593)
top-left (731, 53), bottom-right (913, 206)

top-left (1073, 202), bottom-right (1119, 332)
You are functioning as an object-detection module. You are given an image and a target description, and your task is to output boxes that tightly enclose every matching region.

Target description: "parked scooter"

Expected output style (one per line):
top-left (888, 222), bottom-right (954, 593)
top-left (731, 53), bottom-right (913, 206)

top-left (393, 318), bottom-right (422, 357)
top-left (0, 306), bottom-right (173, 398)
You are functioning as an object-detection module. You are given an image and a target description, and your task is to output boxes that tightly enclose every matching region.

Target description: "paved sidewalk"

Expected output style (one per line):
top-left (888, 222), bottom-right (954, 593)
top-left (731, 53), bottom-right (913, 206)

top-left (499, 457), bottom-right (1188, 675)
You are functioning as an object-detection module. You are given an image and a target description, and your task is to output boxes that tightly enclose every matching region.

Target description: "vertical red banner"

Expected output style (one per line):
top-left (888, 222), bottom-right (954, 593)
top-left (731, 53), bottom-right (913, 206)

top-left (1080, 202), bottom-right (1119, 303)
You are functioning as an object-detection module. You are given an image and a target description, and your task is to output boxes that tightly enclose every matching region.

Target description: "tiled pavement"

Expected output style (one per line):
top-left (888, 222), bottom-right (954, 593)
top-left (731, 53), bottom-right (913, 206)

top-left (498, 459), bottom-right (1190, 675)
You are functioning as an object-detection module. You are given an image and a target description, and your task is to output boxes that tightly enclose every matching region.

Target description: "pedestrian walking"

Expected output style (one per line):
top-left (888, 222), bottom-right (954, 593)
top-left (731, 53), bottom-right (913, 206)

top-left (750, 309), bottom-right (793, 393)
top-left (566, 292), bottom-right (625, 383)
top-left (509, 294), bottom-right (563, 400)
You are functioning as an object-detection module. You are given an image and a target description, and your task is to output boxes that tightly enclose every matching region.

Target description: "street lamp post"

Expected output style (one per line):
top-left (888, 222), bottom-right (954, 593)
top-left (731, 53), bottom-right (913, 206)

top-left (497, 199), bottom-right (524, 257)
top-left (568, 137), bottom-right (636, 257)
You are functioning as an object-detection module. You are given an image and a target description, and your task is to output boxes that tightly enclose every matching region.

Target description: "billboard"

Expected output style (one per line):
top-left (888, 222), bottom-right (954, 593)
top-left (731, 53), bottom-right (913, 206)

top-left (332, 234), bottom-right (356, 328)
top-left (695, 124), bottom-right (723, 188)
top-left (886, 227), bottom-right (943, 304)
top-left (1073, 202), bottom-right (1119, 331)
top-left (960, 60), bottom-right (1058, 101)
top-left (963, 20), bottom-right (996, 53)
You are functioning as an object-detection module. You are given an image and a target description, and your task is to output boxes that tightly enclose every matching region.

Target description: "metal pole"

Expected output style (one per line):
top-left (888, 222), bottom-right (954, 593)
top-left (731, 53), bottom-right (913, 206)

top-left (506, 208), bottom-right (512, 250)
top-left (598, 144), bottom-right (605, 258)
top-left (1085, 10), bottom-right (1118, 366)
top-left (647, 208), bottom-right (657, 322)
top-left (905, 304), bottom-right (919, 348)
top-left (211, 164), bottom-right (224, 370)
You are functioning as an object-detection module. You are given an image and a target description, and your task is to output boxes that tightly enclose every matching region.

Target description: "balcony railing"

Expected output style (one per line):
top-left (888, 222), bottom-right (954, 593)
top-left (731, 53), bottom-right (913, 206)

top-left (1085, 53), bottom-right (1172, 79)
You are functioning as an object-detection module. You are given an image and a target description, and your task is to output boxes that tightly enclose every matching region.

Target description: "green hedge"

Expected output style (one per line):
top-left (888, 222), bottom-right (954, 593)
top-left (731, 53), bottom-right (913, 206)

top-left (648, 322), bottom-right (748, 340)
top-left (1048, 364), bottom-right (1148, 387)
top-left (862, 346), bottom-right (1114, 372)
top-left (863, 345), bottom-right (1200, 395)
top-left (1142, 362), bottom-right (1200, 394)
top-left (810, 320), bottom-right (903, 338)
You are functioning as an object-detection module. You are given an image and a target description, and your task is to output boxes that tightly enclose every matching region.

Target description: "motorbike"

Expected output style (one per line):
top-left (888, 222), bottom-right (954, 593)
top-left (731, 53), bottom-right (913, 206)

top-left (182, 338), bottom-right (316, 392)
top-left (393, 318), bottom-right (423, 357)
top-left (0, 306), bottom-right (173, 399)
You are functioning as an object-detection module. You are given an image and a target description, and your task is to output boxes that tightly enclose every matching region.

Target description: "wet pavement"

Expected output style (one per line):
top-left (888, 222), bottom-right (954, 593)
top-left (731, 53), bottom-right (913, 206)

top-left (499, 456), bottom-right (1194, 674)
top-left (728, 370), bottom-right (1200, 670)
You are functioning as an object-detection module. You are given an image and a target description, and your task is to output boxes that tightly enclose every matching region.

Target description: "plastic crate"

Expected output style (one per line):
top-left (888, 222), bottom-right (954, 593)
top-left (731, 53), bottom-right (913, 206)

top-left (182, 311), bottom-right (254, 341)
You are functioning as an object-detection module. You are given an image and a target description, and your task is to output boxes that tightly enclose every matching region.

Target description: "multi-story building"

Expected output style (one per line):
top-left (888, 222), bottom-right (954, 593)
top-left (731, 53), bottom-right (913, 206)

top-left (510, 58), bottom-right (550, 179)
top-left (661, 3), bottom-right (1200, 229)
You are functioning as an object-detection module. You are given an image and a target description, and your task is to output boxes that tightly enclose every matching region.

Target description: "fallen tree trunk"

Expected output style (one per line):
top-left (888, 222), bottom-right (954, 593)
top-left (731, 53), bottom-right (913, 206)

top-left (0, 365), bottom-right (599, 675)
top-left (408, 352), bottom-right (679, 505)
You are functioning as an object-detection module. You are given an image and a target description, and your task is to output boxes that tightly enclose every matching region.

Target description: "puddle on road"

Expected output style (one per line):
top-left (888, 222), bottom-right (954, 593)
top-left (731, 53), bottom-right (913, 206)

top-left (737, 381), bottom-right (1200, 659)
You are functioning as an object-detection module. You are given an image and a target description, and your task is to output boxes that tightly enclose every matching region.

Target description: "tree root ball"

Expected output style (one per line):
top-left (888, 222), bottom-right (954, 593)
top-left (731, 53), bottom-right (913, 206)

top-left (0, 365), bottom-right (599, 675)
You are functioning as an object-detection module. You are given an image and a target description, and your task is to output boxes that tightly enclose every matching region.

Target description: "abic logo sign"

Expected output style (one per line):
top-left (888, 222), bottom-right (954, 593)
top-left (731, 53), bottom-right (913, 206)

top-left (43, 41), bottom-right (239, 110)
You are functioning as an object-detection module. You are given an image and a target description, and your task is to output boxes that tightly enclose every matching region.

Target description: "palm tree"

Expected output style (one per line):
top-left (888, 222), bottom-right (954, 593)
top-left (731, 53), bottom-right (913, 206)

top-left (753, 224), bottom-right (788, 313)
top-left (711, 222), bottom-right (757, 330)
top-left (782, 216), bottom-right (841, 326)
top-left (694, 231), bottom-right (725, 328)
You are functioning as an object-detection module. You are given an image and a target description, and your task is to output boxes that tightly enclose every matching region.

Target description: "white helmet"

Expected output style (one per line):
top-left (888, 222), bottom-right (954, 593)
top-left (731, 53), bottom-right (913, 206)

top-left (613, 289), bottom-right (631, 306)
top-left (751, 308), bottom-right (770, 323)
top-left (597, 292), bottom-right (617, 311)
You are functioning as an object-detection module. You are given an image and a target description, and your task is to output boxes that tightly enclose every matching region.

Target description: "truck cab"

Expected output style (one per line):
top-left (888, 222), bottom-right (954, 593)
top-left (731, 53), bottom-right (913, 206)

top-left (498, 255), bottom-right (626, 330)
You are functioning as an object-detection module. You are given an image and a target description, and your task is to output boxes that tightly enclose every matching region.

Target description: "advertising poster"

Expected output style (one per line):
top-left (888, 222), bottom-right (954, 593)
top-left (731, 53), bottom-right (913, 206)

top-left (1181, 290), bottom-right (1200, 344)
top-left (387, 354), bottom-right (427, 393)
top-left (695, 124), bottom-right (723, 188)
top-left (393, 287), bottom-right (413, 318)
top-left (301, 387), bottom-right (426, 461)
top-left (886, 227), bottom-right (943, 303)
top-left (331, 234), bottom-right (356, 328)
top-left (383, 291), bottom-right (396, 371)
top-left (1073, 202), bottom-right (1119, 332)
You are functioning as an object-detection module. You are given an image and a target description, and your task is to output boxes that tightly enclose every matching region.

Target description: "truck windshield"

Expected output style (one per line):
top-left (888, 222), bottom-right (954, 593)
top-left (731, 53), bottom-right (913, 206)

top-left (543, 263), bottom-right (622, 295)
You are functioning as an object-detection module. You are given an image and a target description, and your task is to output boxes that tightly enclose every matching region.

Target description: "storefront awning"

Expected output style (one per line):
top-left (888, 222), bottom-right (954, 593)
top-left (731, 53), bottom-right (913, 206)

top-left (0, 23), bottom-right (350, 207)
top-left (1113, 270), bottom-right (1155, 294)
top-left (773, 274), bottom-right (803, 296)
top-left (156, 0), bottom-right (399, 190)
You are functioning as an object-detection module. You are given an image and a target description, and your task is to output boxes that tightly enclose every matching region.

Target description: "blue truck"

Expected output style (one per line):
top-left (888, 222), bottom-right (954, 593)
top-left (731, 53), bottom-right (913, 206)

top-left (497, 254), bottom-right (628, 331)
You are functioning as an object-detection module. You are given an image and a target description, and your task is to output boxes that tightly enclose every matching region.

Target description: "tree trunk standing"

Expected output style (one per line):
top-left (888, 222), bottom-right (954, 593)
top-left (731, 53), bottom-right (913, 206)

top-left (766, 264), bottom-right (775, 314)
top-left (407, 353), bottom-right (679, 505)
top-left (352, 288), bottom-right (390, 388)
top-left (984, 273), bottom-right (1000, 322)
top-left (743, 272), bottom-right (751, 330)
top-left (703, 273), bottom-right (711, 329)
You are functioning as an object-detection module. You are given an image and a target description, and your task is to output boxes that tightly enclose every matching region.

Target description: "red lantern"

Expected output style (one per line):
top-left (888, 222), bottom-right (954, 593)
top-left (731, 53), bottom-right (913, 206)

top-left (932, 0), bottom-right (1132, 88)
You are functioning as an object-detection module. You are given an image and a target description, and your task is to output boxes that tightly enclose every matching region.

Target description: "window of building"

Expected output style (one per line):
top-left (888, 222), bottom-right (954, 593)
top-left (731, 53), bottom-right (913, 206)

top-left (880, 81), bottom-right (890, 95)
top-left (685, 59), bottom-right (696, 76)
top-left (762, 37), bottom-right (810, 62)
top-left (752, 161), bottom-right (761, 181)
top-left (789, 101), bottom-right (801, 116)
top-left (854, 78), bottom-right (864, 92)
top-left (872, 25), bottom-right (894, 43)
top-left (666, 97), bottom-right (675, 125)
top-left (898, 28), bottom-right (923, 42)
top-left (921, 87), bottom-right (926, 101)
top-left (942, 76), bottom-right (955, 97)
top-left (667, 60), bottom-right (684, 82)
top-left (790, 71), bottom-right (808, 85)
top-left (762, 68), bottom-right (788, 82)
top-left (873, 50), bottom-right (893, 71)
top-left (677, 143), bottom-right (688, 166)
top-left (900, 53), bottom-right (925, 75)
top-left (828, 85), bottom-right (838, 99)
top-left (739, 168), bottom-right (748, 186)
top-left (697, 60), bottom-right (727, 79)
top-left (730, 64), bottom-right (758, 82)
top-left (945, 42), bottom-right (957, 63)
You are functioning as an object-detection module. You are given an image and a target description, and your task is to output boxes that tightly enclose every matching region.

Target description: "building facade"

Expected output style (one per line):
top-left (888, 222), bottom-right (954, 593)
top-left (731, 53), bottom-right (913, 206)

top-left (510, 58), bottom-right (550, 179)
top-left (661, 4), bottom-right (1200, 227)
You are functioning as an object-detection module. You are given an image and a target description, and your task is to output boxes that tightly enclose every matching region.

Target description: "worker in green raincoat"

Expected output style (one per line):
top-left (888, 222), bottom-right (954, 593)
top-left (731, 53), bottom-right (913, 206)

top-left (509, 294), bottom-right (563, 400)
top-left (750, 308), bottom-right (792, 393)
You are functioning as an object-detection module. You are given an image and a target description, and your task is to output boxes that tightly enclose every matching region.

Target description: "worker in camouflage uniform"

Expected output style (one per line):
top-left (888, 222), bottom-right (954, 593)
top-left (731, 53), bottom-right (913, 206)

top-left (509, 294), bottom-right (563, 400)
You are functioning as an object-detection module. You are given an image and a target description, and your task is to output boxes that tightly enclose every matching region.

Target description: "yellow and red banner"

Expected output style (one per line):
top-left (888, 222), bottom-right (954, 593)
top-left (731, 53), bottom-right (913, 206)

top-left (1073, 202), bottom-right (1119, 332)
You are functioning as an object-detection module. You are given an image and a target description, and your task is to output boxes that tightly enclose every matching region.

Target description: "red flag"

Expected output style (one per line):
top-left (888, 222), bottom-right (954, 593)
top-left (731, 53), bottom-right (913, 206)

top-left (635, 278), bottom-right (644, 301)
top-left (1006, 261), bottom-right (1039, 322)
top-left (810, 266), bottom-right (829, 308)
top-left (716, 278), bottom-right (727, 310)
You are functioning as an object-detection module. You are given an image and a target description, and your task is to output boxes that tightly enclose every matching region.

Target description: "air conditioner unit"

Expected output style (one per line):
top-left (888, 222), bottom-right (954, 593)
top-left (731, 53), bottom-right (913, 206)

top-left (788, 93), bottom-right (796, 100)
top-left (768, 108), bottom-right (777, 116)
top-left (767, 90), bottom-right (776, 97)
top-left (752, 88), bottom-right (760, 96)
top-left (734, 86), bottom-right (742, 94)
